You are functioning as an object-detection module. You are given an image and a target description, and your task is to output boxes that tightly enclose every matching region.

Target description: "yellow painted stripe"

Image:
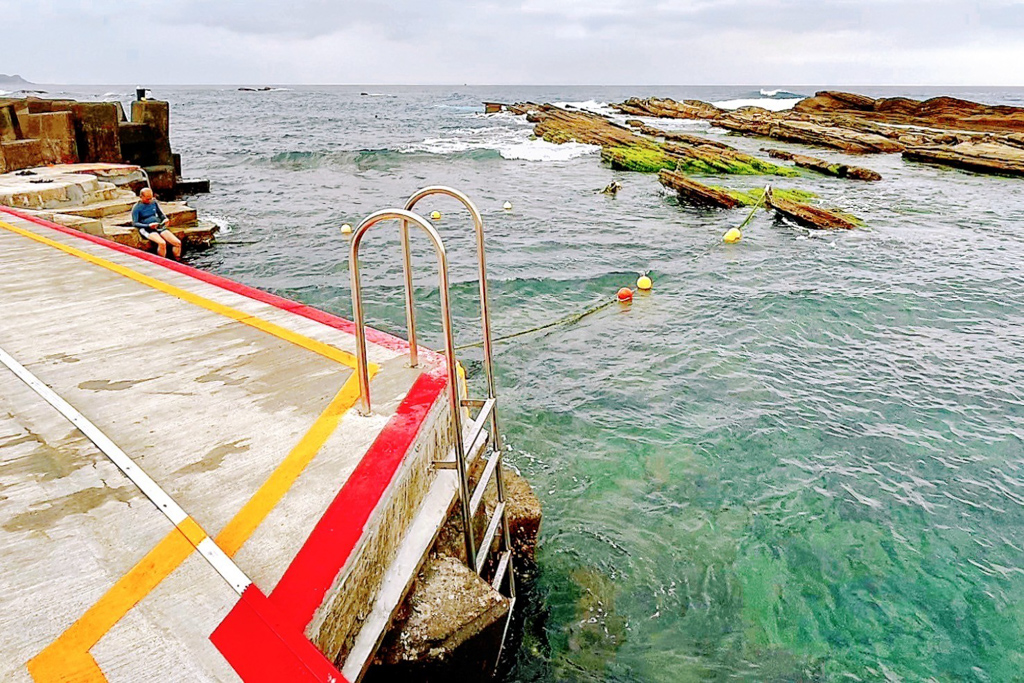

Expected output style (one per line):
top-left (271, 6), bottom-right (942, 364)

top-left (27, 374), bottom-right (369, 682)
top-left (27, 522), bottom-right (198, 681)
top-left (0, 219), bottom-right (373, 371)
top-left (216, 371), bottom-right (366, 555)
top-left (177, 516), bottom-right (209, 547)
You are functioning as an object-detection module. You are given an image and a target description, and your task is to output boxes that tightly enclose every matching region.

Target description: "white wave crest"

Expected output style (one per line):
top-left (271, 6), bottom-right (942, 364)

top-left (713, 97), bottom-right (803, 112)
top-left (405, 126), bottom-right (599, 162)
top-left (553, 100), bottom-right (615, 116)
top-left (760, 89), bottom-right (782, 97)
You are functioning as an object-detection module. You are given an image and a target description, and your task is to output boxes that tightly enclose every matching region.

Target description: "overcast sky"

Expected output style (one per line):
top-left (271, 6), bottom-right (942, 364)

top-left (4, 0), bottom-right (1023, 85)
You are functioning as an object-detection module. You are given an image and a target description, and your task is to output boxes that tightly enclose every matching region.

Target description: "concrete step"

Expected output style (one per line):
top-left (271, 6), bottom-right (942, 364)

top-left (80, 181), bottom-right (121, 205)
top-left (58, 194), bottom-right (138, 218)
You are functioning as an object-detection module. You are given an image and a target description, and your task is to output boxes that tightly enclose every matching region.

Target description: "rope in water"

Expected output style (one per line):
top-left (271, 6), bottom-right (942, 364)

top-left (452, 297), bottom-right (617, 351)
top-left (737, 184), bottom-right (771, 231)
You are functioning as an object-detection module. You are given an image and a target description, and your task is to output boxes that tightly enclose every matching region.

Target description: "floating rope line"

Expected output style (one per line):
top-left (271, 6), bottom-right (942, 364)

top-left (452, 297), bottom-right (618, 352)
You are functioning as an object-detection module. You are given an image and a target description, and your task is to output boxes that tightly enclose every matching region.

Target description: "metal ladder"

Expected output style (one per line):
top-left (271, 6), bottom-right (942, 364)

top-left (348, 186), bottom-right (516, 602)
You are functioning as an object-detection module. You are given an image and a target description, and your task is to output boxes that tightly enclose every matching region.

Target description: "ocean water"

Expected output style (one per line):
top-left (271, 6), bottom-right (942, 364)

top-left (47, 84), bottom-right (1024, 681)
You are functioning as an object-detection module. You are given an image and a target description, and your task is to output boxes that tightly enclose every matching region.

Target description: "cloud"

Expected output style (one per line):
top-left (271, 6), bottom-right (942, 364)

top-left (2, 0), bottom-right (1023, 84)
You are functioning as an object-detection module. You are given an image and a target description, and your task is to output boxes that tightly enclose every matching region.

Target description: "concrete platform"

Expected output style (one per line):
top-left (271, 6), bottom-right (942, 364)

top-left (0, 207), bottom-right (462, 681)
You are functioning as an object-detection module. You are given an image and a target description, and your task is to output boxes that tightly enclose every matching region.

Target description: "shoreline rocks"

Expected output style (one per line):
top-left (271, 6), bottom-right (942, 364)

top-left (764, 148), bottom-right (882, 181)
top-left (612, 91), bottom-right (1024, 178)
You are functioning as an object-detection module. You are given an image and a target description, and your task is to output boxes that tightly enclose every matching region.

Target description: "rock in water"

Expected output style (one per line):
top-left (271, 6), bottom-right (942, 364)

top-left (765, 148), bottom-right (882, 181)
top-left (765, 188), bottom-right (859, 230)
top-left (658, 170), bottom-right (743, 209)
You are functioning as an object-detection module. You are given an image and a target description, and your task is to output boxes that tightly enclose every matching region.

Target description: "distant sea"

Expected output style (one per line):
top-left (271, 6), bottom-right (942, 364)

top-left (19, 84), bottom-right (1024, 682)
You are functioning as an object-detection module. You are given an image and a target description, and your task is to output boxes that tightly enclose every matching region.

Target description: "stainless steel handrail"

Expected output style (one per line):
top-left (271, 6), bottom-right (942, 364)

top-left (349, 208), bottom-right (477, 568)
top-left (403, 187), bottom-right (514, 599)
top-left (404, 186), bottom-right (500, 448)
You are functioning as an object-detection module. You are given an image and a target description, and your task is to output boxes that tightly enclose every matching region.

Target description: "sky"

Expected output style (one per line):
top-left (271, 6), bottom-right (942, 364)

top-left (4, 0), bottom-right (1024, 86)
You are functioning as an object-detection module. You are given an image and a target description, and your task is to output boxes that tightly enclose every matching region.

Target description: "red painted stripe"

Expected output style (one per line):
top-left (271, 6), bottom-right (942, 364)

top-left (0, 206), bottom-right (423, 355)
top-left (268, 367), bottom-right (448, 627)
top-left (211, 585), bottom-right (349, 683)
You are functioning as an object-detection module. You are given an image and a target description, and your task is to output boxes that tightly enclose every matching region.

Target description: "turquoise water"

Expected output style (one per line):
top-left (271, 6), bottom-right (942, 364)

top-left (67, 84), bottom-right (1024, 680)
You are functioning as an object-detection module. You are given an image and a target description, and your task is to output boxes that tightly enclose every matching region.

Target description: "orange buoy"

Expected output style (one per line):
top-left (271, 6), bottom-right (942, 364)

top-left (617, 287), bottom-right (633, 302)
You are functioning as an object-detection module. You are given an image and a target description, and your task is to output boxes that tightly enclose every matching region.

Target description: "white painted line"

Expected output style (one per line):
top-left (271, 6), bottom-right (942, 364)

top-left (0, 345), bottom-right (253, 595)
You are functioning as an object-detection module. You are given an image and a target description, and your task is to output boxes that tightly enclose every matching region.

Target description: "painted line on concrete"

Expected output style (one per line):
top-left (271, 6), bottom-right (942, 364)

top-left (0, 218), bottom-right (363, 370)
top-left (0, 345), bottom-right (252, 595)
top-left (24, 373), bottom-right (369, 683)
top-left (212, 368), bottom-right (449, 683)
top-left (0, 206), bottom-right (424, 358)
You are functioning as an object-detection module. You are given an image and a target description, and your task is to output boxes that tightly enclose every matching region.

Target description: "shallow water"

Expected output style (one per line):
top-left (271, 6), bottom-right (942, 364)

top-left (59, 84), bottom-right (1024, 681)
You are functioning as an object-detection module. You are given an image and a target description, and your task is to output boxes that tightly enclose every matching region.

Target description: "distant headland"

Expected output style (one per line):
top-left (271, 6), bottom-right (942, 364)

top-left (0, 74), bottom-right (32, 86)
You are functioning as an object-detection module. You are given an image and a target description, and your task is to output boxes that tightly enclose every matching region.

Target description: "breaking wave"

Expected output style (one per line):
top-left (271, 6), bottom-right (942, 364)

top-left (404, 126), bottom-right (599, 162)
top-left (759, 88), bottom-right (806, 99)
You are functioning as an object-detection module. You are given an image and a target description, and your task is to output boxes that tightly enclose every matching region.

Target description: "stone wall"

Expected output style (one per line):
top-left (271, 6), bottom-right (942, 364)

top-left (0, 96), bottom-right (190, 195)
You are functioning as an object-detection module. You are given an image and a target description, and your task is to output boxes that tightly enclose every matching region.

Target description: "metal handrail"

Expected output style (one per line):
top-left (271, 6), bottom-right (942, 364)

top-left (404, 186), bottom-right (500, 447)
top-left (403, 187), bottom-right (514, 599)
top-left (349, 208), bottom-right (477, 568)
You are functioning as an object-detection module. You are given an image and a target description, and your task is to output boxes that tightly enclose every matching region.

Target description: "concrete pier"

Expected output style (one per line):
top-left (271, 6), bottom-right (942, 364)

top-left (0, 207), bottom-right (471, 681)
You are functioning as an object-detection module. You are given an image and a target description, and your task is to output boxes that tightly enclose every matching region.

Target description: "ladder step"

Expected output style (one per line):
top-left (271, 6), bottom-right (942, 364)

top-left (462, 398), bottom-right (495, 460)
top-left (475, 500), bottom-right (505, 574)
top-left (491, 550), bottom-right (512, 592)
top-left (469, 452), bottom-right (501, 517)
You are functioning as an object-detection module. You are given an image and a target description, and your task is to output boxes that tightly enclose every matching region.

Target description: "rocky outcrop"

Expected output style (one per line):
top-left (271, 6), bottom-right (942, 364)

top-left (611, 92), bottom-right (1024, 178)
top-left (902, 140), bottom-right (1024, 177)
top-left (765, 148), bottom-right (882, 181)
top-left (793, 91), bottom-right (1024, 134)
top-left (658, 170), bottom-right (743, 209)
top-left (715, 110), bottom-right (905, 154)
top-left (614, 97), bottom-right (721, 120)
top-left (765, 188), bottom-right (859, 230)
top-left (520, 105), bottom-right (794, 177)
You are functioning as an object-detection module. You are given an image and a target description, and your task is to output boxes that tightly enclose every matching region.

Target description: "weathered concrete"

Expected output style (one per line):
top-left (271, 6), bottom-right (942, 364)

top-left (0, 208), bottom-right (472, 682)
top-left (0, 96), bottom-right (204, 195)
top-left (0, 164), bottom-right (218, 251)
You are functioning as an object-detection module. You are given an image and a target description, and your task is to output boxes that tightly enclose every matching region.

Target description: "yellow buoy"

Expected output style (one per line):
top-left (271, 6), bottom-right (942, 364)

top-left (637, 275), bottom-right (652, 291)
top-left (430, 210), bottom-right (442, 220)
top-left (503, 201), bottom-right (513, 210)
top-left (340, 223), bottom-right (353, 235)
top-left (723, 228), bottom-right (742, 243)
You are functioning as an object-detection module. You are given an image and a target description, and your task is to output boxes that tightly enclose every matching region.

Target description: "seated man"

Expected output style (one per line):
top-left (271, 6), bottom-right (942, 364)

top-left (131, 188), bottom-right (182, 259)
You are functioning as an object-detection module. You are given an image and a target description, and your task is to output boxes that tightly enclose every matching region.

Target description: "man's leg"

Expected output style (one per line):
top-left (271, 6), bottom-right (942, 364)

top-left (145, 231), bottom-right (167, 257)
top-left (162, 230), bottom-right (183, 259)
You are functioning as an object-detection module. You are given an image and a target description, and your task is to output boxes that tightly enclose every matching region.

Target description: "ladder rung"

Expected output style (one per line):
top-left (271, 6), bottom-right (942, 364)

top-left (461, 398), bottom-right (488, 408)
top-left (491, 550), bottom-right (512, 592)
top-left (432, 460), bottom-right (458, 470)
top-left (469, 453), bottom-right (501, 517)
top-left (462, 398), bottom-right (495, 456)
top-left (475, 500), bottom-right (505, 574)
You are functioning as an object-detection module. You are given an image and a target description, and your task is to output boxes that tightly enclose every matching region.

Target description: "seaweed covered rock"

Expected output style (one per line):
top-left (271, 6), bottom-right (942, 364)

top-left (765, 187), bottom-right (859, 230)
top-left (765, 148), bottom-right (882, 181)
top-left (658, 170), bottom-right (743, 209)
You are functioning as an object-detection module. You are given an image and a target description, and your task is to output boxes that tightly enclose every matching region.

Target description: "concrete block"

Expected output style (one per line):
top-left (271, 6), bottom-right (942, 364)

top-left (0, 139), bottom-right (44, 173)
top-left (367, 556), bottom-right (509, 681)
top-left (130, 100), bottom-right (173, 167)
top-left (0, 104), bottom-right (20, 142)
top-left (20, 112), bottom-right (79, 164)
top-left (69, 102), bottom-right (121, 163)
top-left (143, 164), bottom-right (176, 194)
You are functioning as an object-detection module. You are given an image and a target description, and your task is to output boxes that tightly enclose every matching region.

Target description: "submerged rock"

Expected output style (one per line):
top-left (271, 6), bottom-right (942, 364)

top-left (658, 170), bottom-right (744, 209)
top-left (765, 187), bottom-right (859, 230)
top-left (765, 148), bottom-right (882, 181)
